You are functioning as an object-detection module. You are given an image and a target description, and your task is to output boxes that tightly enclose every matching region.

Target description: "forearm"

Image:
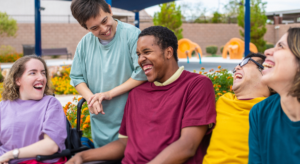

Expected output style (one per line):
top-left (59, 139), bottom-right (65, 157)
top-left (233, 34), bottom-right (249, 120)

top-left (148, 140), bottom-right (196, 164)
top-left (77, 139), bottom-right (126, 162)
top-left (109, 78), bottom-right (145, 98)
top-left (75, 83), bottom-right (94, 100)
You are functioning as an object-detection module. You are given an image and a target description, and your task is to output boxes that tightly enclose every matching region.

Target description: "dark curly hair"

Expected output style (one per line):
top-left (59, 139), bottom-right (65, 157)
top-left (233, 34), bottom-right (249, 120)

top-left (71, 0), bottom-right (111, 29)
top-left (287, 27), bottom-right (300, 102)
top-left (139, 26), bottom-right (178, 62)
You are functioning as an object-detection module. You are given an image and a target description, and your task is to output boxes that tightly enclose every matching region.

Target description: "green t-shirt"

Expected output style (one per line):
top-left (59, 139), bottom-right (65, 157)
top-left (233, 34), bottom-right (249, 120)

top-left (70, 20), bottom-right (146, 147)
top-left (249, 93), bottom-right (300, 164)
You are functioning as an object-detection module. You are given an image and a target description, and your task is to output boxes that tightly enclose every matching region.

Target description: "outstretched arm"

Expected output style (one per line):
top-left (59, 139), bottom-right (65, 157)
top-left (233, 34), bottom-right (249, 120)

top-left (66, 138), bottom-right (128, 164)
top-left (87, 78), bottom-right (145, 114)
top-left (148, 125), bottom-right (208, 164)
top-left (0, 134), bottom-right (59, 163)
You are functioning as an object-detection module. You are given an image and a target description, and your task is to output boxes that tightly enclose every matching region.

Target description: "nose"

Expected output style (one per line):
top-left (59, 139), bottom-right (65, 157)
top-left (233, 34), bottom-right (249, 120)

top-left (235, 64), bottom-right (242, 71)
top-left (138, 54), bottom-right (146, 66)
top-left (99, 24), bottom-right (107, 33)
top-left (37, 72), bottom-right (45, 80)
top-left (264, 48), bottom-right (274, 57)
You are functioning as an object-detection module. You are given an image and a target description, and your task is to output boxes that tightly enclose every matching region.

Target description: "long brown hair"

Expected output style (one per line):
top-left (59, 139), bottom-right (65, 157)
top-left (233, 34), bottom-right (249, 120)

top-left (1, 55), bottom-right (52, 101)
top-left (287, 27), bottom-right (300, 102)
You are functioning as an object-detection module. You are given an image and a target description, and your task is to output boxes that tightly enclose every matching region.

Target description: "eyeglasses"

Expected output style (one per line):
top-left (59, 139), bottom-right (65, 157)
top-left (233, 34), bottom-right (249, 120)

top-left (233, 57), bottom-right (264, 73)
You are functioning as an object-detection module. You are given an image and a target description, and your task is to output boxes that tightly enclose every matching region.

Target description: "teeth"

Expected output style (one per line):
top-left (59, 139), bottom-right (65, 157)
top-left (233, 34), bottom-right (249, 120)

top-left (34, 84), bottom-right (43, 88)
top-left (234, 74), bottom-right (243, 80)
top-left (105, 30), bottom-right (109, 35)
top-left (143, 65), bottom-right (153, 71)
top-left (263, 63), bottom-right (274, 69)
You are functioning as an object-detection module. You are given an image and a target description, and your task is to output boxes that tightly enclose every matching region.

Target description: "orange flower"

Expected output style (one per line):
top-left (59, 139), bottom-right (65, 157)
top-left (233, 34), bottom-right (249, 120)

top-left (222, 69), bottom-right (226, 71)
top-left (216, 88), bottom-right (219, 91)
top-left (82, 107), bottom-right (88, 113)
top-left (84, 115), bottom-right (90, 123)
top-left (201, 67), bottom-right (205, 70)
top-left (215, 95), bottom-right (217, 98)
top-left (214, 76), bottom-right (218, 80)
top-left (81, 115), bottom-right (84, 119)
top-left (199, 71), bottom-right (202, 74)
top-left (213, 84), bottom-right (216, 87)
top-left (78, 97), bottom-right (83, 102)
top-left (223, 91), bottom-right (227, 93)
top-left (217, 93), bottom-right (222, 96)
top-left (227, 76), bottom-right (231, 79)
top-left (204, 72), bottom-right (208, 74)
top-left (215, 70), bottom-right (221, 73)
top-left (83, 124), bottom-right (89, 129)
top-left (230, 85), bottom-right (233, 91)
top-left (67, 102), bottom-right (72, 105)
top-left (218, 66), bottom-right (221, 69)
top-left (218, 85), bottom-right (221, 88)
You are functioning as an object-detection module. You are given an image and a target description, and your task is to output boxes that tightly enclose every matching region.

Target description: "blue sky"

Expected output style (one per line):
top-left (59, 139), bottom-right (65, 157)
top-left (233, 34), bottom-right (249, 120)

top-left (145, 0), bottom-right (300, 16)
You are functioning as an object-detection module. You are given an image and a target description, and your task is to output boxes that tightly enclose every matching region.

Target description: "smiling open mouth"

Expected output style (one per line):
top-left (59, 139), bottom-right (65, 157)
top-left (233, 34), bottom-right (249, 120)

top-left (234, 73), bottom-right (243, 80)
top-left (33, 84), bottom-right (43, 90)
top-left (262, 63), bottom-right (274, 70)
top-left (143, 65), bottom-right (153, 75)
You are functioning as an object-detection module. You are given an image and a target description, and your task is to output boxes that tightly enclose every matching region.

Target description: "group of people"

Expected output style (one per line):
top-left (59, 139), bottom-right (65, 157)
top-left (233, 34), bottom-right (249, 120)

top-left (1, 0), bottom-right (300, 164)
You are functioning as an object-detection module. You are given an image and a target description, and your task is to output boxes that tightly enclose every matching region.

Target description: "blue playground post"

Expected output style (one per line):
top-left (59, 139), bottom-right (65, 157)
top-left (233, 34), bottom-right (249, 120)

top-left (34, 0), bottom-right (41, 56)
top-left (198, 52), bottom-right (202, 64)
top-left (244, 0), bottom-right (250, 57)
top-left (135, 11), bottom-right (140, 28)
top-left (106, 0), bottom-right (112, 5)
top-left (186, 53), bottom-right (189, 64)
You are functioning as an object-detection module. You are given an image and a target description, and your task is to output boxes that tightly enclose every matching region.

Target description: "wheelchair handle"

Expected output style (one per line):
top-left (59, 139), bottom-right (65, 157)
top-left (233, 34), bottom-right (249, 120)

top-left (36, 149), bottom-right (71, 161)
top-left (77, 98), bottom-right (86, 133)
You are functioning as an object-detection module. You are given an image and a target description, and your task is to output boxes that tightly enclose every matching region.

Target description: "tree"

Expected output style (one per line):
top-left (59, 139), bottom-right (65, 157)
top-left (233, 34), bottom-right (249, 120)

top-left (153, 2), bottom-right (183, 40)
top-left (211, 11), bottom-right (223, 23)
top-left (0, 12), bottom-right (18, 37)
top-left (237, 0), bottom-right (267, 52)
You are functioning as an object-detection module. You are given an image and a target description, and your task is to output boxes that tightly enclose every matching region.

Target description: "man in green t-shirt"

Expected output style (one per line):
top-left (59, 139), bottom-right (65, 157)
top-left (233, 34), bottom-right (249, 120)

top-left (69, 0), bottom-right (146, 147)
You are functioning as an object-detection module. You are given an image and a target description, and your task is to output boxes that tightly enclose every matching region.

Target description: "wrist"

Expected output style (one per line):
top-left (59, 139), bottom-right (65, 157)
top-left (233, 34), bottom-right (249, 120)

top-left (6, 151), bottom-right (14, 160)
top-left (107, 90), bottom-right (113, 100)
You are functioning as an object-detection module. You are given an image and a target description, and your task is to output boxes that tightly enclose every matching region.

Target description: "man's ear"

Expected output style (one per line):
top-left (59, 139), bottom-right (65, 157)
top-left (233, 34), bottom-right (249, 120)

top-left (165, 47), bottom-right (174, 60)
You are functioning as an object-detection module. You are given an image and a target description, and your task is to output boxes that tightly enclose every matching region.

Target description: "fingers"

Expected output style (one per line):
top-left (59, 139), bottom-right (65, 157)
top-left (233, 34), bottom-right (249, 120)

top-left (87, 95), bottom-right (96, 107)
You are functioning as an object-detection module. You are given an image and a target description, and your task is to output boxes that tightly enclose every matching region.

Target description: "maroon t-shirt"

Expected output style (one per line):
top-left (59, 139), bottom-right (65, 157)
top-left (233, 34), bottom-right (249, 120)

top-left (119, 70), bottom-right (216, 164)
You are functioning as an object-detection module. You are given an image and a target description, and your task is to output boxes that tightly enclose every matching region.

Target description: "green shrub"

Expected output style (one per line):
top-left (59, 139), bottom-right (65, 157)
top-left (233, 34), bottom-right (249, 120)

top-left (220, 46), bottom-right (224, 53)
top-left (206, 46), bottom-right (218, 55)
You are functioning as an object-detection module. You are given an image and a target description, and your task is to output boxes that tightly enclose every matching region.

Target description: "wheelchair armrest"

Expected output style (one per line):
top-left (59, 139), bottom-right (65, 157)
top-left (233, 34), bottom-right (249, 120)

top-left (36, 149), bottom-right (71, 162)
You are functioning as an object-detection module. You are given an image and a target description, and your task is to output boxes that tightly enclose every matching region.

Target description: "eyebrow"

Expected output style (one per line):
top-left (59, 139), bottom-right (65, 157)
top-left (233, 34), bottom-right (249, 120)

top-left (28, 69), bottom-right (45, 72)
top-left (89, 16), bottom-right (108, 30)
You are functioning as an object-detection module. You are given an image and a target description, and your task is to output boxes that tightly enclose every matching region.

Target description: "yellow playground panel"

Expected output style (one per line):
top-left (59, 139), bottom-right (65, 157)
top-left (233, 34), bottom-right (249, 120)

top-left (222, 38), bottom-right (258, 59)
top-left (178, 39), bottom-right (203, 59)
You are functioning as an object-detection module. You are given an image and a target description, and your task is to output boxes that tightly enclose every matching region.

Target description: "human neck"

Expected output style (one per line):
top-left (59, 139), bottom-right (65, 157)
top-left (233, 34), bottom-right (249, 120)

top-left (235, 87), bottom-right (268, 99)
top-left (280, 92), bottom-right (300, 122)
top-left (158, 62), bottom-right (179, 83)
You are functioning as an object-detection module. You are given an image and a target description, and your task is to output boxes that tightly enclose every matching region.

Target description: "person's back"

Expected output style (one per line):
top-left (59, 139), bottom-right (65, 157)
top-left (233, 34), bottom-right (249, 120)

top-left (203, 53), bottom-right (270, 164)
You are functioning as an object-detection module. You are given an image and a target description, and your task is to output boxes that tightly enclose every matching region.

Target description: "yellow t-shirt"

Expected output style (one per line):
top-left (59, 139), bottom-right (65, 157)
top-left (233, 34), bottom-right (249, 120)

top-left (203, 93), bottom-right (266, 164)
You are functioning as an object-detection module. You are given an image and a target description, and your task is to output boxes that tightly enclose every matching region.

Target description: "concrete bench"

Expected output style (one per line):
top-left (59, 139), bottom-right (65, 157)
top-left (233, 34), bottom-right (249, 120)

top-left (42, 48), bottom-right (72, 60)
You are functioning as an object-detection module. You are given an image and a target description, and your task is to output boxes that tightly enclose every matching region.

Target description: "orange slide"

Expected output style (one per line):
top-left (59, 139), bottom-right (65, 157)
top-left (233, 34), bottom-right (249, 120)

top-left (177, 39), bottom-right (203, 59)
top-left (222, 38), bottom-right (258, 59)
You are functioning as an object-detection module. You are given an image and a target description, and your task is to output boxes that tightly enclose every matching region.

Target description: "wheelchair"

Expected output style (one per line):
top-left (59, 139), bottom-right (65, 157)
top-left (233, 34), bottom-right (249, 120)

top-left (36, 98), bottom-right (121, 164)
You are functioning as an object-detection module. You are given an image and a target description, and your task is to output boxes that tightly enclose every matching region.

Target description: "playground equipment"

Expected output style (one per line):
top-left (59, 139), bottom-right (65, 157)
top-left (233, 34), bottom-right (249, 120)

top-left (222, 38), bottom-right (258, 59)
top-left (178, 39), bottom-right (203, 64)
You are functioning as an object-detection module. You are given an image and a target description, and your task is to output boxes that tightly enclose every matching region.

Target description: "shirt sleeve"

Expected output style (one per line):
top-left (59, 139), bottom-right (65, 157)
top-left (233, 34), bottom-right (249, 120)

top-left (128, 28), bottom-right (147, 81)
top-left (70, 41), bottom-right (86, 87)
top-left (42, 97), bottom-right (67, 152)
top-left (0, 102), bottom-right (2, 146)
top-left (182, 76), bottom-right (216, 133)
top-left (248, 104), bottom-right (262, 164)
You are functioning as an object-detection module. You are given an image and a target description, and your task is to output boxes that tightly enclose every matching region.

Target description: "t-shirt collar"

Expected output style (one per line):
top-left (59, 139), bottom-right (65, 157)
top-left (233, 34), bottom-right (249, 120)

top-left (154, 66), bottom-right (184, 86)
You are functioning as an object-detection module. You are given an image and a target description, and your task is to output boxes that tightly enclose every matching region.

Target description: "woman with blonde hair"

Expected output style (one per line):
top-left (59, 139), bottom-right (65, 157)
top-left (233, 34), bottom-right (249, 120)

top-left (249, 27), bottom-right (300, 164)
top-left (0, 56), bottom-right (67, 164)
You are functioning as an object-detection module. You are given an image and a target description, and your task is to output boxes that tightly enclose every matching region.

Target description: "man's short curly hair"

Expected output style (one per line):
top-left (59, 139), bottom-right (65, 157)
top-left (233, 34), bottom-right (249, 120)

top-left (138, 26), bottom-right (178, 62)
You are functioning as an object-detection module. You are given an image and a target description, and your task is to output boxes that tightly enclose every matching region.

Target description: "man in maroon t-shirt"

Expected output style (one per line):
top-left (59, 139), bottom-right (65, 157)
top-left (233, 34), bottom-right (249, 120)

top-left (67, 26), bottom-right (216, 164)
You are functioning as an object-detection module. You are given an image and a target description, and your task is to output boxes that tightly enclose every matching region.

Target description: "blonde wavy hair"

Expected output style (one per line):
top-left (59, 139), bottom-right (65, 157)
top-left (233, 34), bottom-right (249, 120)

top-left (1, 55), bottom-right (52, 101)
top-left (287, 27), bottom-right (300, 102)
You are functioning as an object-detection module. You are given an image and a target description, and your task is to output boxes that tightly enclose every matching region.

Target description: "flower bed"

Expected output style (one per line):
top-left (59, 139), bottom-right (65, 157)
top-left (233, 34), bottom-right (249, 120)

top-left (51, 66), bottom-right (78, 95)
top-left (0, 83), bottom-right (3, 101)
top-left (197, 66), bottom-right (233, 101)
top-left (64, 96), bottom-right (91, 139)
